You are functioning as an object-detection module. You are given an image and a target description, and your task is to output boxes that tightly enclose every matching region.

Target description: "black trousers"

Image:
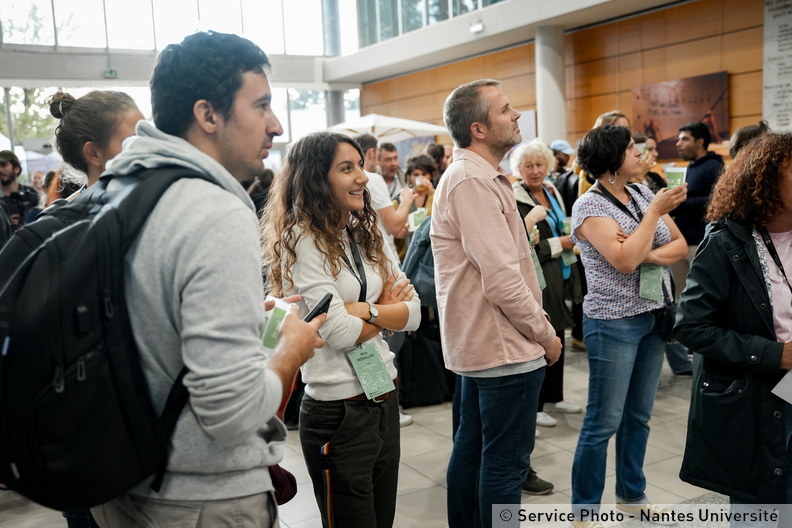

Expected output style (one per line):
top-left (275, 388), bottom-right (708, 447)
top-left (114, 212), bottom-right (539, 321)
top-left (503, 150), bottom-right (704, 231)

top-left (538, 328), bottom-right (566, 410)
top-left (300, 392), bottom-right (400, 528)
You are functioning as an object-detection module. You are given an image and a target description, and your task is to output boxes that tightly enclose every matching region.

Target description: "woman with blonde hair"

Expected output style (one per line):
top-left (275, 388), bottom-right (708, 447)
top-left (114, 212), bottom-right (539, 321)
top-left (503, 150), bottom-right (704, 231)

top-left (261, 131), bottom-right (420, 528)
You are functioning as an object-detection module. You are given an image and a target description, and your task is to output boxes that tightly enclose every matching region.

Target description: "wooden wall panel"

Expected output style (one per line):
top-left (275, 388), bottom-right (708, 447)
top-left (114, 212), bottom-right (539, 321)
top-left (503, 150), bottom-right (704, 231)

top-left (483, 44), bottom-right (533, 79)
top-left (617, 18), bottom-right (642, 56)
top-left (722, 0), bottom-right (764, 32)
top-left (618, 52), bottom-right (642, 91)
top-left (396, 94), bottom-right (434, 121)
top-left (567, 24), bottom-right (620, 64)
top-left (360, 0), bottom-right (766, 151)
top-left (721, 28), bottom-right (763, 73)
top-left (662, 37), bottom-right (722, 80)
top-left (729, 71), bottom-right (763, 116)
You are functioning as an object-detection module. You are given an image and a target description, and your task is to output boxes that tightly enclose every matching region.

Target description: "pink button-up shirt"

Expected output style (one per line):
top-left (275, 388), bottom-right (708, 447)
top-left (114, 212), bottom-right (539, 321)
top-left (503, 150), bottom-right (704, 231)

top-left (430, 148), bottom-right (556, 373)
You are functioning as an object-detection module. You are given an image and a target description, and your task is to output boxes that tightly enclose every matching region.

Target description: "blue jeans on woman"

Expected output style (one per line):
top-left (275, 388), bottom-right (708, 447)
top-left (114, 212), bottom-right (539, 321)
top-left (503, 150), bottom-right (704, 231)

top-left (571, 312), bottom-right (665, 513)
top-left (447, 368), bottom-right (544, 528)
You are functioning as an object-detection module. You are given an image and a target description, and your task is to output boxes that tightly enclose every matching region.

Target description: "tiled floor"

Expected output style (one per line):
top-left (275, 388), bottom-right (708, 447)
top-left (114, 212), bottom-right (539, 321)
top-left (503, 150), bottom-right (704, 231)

top-left (0, 339), bottom-right (714, 528)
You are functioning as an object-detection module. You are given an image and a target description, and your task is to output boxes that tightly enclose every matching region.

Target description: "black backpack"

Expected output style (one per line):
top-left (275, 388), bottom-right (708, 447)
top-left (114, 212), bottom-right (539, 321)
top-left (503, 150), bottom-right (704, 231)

top-left (401, 216), bottom-right (436, 308)
top-left (0, 166), bottom-right (213, 510)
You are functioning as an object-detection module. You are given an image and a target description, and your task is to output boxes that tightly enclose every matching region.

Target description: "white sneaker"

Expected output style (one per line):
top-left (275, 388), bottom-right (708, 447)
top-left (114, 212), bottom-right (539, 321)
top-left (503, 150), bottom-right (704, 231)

top-left (399, 410), bottom-right (413, 427)
top-left (569, 521), bottom-right (606, 528)
top-left (546, 401), bottom-right (582, 414)
top-left (536, 411), bottom-right (557, 427)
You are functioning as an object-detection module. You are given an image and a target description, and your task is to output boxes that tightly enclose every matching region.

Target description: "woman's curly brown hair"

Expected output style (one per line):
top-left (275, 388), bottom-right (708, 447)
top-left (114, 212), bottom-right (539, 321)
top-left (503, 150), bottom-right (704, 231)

top-left (706, 133), bottom-right (792, 226)
top-left (261, 132), bottom-right (389, 297)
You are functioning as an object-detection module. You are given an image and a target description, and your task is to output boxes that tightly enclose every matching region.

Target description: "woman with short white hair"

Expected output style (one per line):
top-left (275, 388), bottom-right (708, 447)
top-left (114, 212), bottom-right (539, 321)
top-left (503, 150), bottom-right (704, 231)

top-left (511, 139), bottom-right (583, 494)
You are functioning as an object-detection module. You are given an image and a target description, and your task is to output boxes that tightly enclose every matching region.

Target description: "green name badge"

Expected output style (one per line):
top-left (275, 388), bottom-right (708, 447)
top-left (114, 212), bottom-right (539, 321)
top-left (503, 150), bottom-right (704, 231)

top-left (560, 249), bottom-right (578, 266)
top-left (347, 342), bottom-right (395, 400)
top-left (639, 263), bottom-right (663, 302)
top-left (408, 208), bottom-right (427, 232)
top-left (261, 306), bottom-right (287, 348)
top-left (530, 246), bottom-right (547, 290)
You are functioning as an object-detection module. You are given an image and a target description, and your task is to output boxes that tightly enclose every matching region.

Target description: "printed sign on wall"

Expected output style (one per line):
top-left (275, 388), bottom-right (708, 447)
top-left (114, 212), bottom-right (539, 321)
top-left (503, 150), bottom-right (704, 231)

top-left (765, 0), bottom-right (792, 131)
top-left (632, 71), bottom-right (729, 159)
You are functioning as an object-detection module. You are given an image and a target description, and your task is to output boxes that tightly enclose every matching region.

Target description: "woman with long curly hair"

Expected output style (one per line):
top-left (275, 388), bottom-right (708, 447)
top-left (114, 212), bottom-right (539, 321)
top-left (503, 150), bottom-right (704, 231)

top-left (676, 132), bottom-right (792, 524)
top-left (261, 131), bottom-right (420, 528)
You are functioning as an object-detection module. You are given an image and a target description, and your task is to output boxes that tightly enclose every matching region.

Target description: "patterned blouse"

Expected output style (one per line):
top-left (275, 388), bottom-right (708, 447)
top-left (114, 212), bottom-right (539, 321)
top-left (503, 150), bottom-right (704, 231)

top-left (571, 183), bottom-right (673, 320)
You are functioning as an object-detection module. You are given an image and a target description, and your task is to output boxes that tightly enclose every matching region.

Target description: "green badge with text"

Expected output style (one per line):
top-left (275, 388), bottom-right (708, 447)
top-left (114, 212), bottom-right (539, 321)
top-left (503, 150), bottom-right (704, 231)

top-left (347, 342), bottom-right (395, 400)
top-left (639, 263), bottom-right (663, 301)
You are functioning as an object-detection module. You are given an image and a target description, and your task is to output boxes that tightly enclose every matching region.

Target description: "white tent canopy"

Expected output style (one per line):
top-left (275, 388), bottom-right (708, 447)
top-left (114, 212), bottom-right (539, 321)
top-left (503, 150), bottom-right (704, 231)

top-left (328, 113), bottom-right (448, 144)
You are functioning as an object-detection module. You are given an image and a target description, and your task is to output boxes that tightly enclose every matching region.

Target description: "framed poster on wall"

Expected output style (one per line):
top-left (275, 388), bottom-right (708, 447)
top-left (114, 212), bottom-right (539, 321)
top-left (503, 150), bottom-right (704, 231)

top-left (632, 72), bottom-right (729, 159)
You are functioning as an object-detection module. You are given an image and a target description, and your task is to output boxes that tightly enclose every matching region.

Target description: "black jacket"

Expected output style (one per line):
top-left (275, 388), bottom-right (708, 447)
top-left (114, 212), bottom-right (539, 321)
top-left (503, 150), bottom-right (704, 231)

top-left (513, 181), bottom-right (582, 331)
top-left (675, 218), bottom-right (786, 504)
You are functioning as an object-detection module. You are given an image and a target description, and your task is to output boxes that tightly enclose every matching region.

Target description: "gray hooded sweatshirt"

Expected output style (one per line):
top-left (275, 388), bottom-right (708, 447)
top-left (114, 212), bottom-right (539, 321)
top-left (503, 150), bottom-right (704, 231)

top-left (106, 121), bottom-right (284, 501)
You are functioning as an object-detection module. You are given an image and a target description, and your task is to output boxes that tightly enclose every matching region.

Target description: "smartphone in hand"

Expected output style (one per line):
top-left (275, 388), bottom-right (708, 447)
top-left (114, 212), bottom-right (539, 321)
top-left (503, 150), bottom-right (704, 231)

top-left (303, 293), bottom-right (333, 322)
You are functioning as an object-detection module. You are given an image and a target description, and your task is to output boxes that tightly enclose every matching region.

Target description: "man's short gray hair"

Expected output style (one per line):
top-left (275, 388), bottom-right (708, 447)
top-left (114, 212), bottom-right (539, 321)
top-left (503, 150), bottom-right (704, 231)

top-left (443, 79), bottom-right (501, 149)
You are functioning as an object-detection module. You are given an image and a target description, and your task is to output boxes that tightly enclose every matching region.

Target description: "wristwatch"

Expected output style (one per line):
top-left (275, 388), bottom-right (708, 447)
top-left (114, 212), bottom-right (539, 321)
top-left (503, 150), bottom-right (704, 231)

top-left (366, 303), bottom-right (379, 324)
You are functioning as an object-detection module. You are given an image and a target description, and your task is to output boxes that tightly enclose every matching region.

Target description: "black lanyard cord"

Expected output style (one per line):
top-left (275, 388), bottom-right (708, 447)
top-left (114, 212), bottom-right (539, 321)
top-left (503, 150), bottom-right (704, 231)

top-left (524, 184), bottom-right (563, 236)
top-left (759, 228), bottom-right (792, 298)
top-left (593, 182), bottom-right (673, 304)
top-left (594, 181), bottom-right (644, 223)
top-left (340, 226), bottom-right (368, 303)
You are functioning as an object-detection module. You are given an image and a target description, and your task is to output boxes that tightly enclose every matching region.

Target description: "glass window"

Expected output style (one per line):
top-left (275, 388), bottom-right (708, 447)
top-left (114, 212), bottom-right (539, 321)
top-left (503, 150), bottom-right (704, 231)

top-left (355, 0), bottom-right (377, 48)
top-left (106, 0), bottom-right (155, 49)
top-left (483, 0), bottom-right (506, 5)
top-left (197, 0), bottom-right (242, 35)
top-left (153, 0), bottom-right (200, 50)
top-left (271, 87), bottom-right (290, 143)
top-left (452, 0), bottom-right (476, 17)
top-left (378, 0), bottom-right (398, 42)
top-left (401, 0), bottom-right (424, 34)
top-left (53, 0), bottom-right (106, 48)
top-left (427, 0), bottom-right (449, 25)
top-left (241, 0), bottom-right (284, 55)
top-left (338, 0), bottom-right (359, 56)
top-left (344, 88), bottom-right (360, 121)
top-left (283, 0), bottom-right (323, 55)
top-left (2, 0), bottom-right (56, 45)
top-left (288, 88), bottom-right (325, 141)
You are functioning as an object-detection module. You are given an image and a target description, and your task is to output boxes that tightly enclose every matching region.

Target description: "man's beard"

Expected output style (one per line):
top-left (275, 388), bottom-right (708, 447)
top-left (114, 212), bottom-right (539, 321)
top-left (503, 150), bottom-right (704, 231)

top-left (0, 176), bottom-right (13, 186)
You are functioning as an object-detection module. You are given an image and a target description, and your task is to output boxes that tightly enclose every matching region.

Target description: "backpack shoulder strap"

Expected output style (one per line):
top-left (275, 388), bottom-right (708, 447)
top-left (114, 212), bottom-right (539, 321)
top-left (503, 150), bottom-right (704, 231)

top-left (111, 166), bottom-right (216, 253)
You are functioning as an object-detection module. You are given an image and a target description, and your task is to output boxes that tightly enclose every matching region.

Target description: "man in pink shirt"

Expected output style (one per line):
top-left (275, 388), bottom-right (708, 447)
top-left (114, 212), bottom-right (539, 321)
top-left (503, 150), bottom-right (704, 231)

top-left (431, 79), bottom-right (562, 528)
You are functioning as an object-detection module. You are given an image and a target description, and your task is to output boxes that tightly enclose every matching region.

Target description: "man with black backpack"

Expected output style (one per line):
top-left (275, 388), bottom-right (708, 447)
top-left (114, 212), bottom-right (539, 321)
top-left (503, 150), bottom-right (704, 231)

top-left (83, 32), bottom-right (325, 526)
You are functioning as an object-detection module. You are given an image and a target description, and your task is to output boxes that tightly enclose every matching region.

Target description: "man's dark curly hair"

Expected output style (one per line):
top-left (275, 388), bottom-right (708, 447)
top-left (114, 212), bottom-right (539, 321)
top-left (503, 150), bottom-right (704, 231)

top-left (706, 133), bottom-right (792, 226)
top-left (150, 31), bottom-right (271, 138)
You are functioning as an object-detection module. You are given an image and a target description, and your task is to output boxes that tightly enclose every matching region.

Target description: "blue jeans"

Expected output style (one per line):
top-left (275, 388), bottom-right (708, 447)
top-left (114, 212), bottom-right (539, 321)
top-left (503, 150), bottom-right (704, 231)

top-left (665, 341), bottom-right (692, 374)
top-left (571, 312), bottom-right (665, 512)
top-left (447, 368), bottom-right (544, 528)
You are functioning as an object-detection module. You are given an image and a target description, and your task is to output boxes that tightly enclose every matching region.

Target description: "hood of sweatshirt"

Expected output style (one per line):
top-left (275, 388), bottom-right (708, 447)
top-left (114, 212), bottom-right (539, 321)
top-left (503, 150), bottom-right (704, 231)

top-left (105, 120), bottom-right (255, 212)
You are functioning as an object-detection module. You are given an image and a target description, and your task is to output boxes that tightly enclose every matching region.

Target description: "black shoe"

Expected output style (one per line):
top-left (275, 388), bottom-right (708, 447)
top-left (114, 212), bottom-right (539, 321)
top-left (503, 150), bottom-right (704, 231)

top-left (674, 370), bottom-right (693, 376)
top-left (521, 468), bottom-right (554, 495)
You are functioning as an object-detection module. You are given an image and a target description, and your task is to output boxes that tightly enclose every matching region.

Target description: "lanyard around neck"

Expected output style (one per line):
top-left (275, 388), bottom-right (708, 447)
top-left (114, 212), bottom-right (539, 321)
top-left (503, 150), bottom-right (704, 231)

top-left (594, 182), bottom-right (674, 304)
top-left (524, 184), bottom-right (563, 235)
top-left (594, 181), bottom-right (644, 224)
top-left (340, 226), bottom-right (367, 303)
top-left (759, 228), bottom-right (792, 298)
